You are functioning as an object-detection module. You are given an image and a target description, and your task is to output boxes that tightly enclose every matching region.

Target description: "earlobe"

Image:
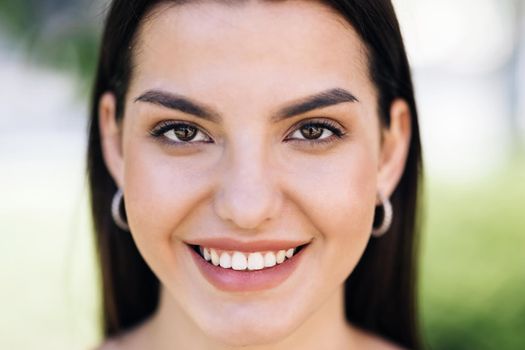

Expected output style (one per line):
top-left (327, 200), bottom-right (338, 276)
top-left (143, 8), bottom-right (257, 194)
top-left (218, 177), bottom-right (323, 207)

top-left (99, 92), bottom-right (125, 188)
top-left (377, 99), bottom-right (412, 199)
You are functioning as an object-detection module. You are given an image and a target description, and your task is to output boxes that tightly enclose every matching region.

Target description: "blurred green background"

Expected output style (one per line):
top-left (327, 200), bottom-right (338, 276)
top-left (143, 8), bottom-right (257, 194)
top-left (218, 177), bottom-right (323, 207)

top-left (1, 0), bottom-right (524, 349)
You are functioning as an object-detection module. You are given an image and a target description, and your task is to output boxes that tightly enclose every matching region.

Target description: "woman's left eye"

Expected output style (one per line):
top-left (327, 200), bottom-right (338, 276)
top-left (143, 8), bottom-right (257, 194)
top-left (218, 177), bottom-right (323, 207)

top-left (285, 120), bottom-right (347, 145)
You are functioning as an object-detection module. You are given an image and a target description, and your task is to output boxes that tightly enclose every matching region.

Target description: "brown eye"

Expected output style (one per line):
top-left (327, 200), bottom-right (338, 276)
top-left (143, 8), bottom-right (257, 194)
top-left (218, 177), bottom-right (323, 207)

top-left (150, 121), bottom-right (213, 145)
top-left (172, 125), bottom-right (197, 141)
top-left (288, 122), bottom-right (335, 141)
top-left (284, 119), bottom-right (347, 147)
top-left (300, 125), bottom-right (324, 139)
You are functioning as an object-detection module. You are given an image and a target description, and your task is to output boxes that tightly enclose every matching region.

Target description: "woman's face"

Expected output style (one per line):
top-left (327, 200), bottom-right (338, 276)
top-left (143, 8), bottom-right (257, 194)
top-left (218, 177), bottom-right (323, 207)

top-left (100, 0), bottom-right (410, 346)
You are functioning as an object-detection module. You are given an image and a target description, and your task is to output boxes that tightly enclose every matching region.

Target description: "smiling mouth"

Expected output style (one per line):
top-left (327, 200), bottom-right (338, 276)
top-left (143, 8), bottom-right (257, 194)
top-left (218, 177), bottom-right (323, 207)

top-left (189, 243), bottom-right (309, 271)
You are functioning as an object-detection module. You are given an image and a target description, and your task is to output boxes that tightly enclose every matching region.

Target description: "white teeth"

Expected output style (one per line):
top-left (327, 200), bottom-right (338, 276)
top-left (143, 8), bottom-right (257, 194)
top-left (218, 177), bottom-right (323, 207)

top-left (247, 252), bottom-right (264, 270)
top-left (231, 252), bottom-right (248, 271)
top-left (276, 250), bottom-right (286, 264)
top-left (264, 252), bottom-right (276, 267)
top-left (210, 249), bottom-right (220, 266)
top-left (203, 247), bottom-right (211, 261)
top-left (219, 252), bottom-right (232, 268)
top-left (199, 245), bottom-right (303, 270)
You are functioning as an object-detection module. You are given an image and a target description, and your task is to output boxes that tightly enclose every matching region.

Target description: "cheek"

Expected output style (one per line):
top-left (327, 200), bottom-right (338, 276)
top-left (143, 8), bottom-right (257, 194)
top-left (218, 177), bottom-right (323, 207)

top-left (280, 142), bottom-right (378, 280)
top-left (122, 142), bottom-right (215, 267)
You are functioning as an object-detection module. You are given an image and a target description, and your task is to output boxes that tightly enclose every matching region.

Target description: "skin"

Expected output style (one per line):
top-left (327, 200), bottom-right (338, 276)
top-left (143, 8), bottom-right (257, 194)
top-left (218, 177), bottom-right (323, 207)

top-left (98, 1), bottom-right (411, 349)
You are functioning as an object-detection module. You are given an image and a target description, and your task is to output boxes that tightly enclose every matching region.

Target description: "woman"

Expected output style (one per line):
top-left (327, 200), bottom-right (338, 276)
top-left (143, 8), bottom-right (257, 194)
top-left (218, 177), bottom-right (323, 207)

top-left (88, 0), bottom-right (423, 349)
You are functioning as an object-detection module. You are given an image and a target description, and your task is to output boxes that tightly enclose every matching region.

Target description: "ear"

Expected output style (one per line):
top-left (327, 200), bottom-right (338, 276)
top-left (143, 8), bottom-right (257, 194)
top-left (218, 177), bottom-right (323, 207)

top-left (377, 99), bottom-right (412, 200)
top-left (99, 92), bottom-right (125, 188)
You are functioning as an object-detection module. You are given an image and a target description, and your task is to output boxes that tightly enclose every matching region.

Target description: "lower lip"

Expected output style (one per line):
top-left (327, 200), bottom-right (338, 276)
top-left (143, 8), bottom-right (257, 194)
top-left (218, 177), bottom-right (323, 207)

top-left (188, 245), bottom-right (307, 292)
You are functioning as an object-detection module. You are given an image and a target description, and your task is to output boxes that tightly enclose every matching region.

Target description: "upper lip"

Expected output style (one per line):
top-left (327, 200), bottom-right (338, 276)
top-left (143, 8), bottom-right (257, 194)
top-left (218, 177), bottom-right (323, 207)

top-left (185, 237), bottom-right (312, 252)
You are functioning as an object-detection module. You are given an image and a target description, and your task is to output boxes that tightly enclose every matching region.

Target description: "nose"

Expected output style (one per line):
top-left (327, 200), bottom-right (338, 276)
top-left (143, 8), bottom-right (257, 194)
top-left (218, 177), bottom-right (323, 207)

top-left (213, 145), bottom-right (283, 230)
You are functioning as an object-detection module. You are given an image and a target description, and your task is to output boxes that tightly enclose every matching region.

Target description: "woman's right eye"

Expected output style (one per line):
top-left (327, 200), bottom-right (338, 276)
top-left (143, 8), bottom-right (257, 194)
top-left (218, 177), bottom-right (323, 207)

top-left (150, 121), bottom-right (213, 146)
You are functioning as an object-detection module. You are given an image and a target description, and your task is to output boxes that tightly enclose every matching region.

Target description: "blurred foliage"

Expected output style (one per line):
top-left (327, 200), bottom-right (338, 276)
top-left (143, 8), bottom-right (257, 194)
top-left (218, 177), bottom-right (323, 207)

top-left (0, 0), bottom-right (34, 35)
top-left (420, 158), bottom-right (525, 349)
top-left (0, 0), bottom-right (102, 86)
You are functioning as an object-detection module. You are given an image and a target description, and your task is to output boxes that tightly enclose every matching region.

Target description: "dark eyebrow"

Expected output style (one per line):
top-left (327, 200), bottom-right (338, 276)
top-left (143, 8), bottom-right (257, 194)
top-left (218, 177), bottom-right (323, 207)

top-left (134, 90), bottom-right (222, 123)
top-left (134, 87), bottom-right (358, 123)
top-left (273, 88), bottom-right (359, 121)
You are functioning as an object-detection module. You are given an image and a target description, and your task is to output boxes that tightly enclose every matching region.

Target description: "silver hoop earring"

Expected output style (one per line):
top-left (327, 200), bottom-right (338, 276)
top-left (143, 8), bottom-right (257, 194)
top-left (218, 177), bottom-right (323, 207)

top-left (111, 188), bottom-right (129, 231)
top-left (371, 191), bottom-right (393, 237)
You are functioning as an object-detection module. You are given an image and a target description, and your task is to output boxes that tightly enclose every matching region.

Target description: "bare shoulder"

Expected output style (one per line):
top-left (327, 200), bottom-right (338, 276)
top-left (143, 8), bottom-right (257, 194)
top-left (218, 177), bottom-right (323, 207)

top-left (94, 337), bottom-right (125, 350)
top-left (368, 335), bottom-right (406, 350)
top-left (94, 317), bottom-right (154, 350)
top-left (94, 330), bottom-right (140, 350)
top-left (94, 340), bottom-right (116, 350)
top-left (352, 326), bottom-right (407, 350)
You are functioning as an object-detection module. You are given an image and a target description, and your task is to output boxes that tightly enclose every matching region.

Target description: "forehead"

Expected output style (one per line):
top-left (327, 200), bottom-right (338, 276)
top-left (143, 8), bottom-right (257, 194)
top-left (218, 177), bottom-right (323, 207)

top-left (130, 0), bottom-right (371, 103)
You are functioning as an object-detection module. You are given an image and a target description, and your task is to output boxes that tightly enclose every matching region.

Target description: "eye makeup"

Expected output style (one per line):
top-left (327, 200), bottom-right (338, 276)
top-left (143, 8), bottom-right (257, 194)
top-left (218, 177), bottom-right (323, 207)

top-left (149, 120), bottom-right (214, 148)
top-left (284, 118), bottom-right (348, 147)
top-left (148, 117), bottom-right (348, 149)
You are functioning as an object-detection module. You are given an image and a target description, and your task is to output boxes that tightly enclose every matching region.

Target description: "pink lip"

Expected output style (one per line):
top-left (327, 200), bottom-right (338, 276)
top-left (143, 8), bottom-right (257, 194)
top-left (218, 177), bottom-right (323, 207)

top-left (185, 237), bottom-right (310, 252)
top-left (187, 243), bottom-right (308, 292)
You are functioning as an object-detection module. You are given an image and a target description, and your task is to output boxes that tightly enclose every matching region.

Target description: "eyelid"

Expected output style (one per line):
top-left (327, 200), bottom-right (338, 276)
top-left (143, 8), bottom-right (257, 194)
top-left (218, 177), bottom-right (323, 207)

top-left (284, 118), bottom-right (347, 140)
top-left (149, 120), bottom-right (214, 143)
top-left (149, 117), bottom-right (347, 148)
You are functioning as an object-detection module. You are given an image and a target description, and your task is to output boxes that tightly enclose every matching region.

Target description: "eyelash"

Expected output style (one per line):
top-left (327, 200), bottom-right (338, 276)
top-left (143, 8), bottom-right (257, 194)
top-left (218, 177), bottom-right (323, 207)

top-left (149, 119), bottom-right (347, 148)
top-left (285, 119), bottom-right (347, 147)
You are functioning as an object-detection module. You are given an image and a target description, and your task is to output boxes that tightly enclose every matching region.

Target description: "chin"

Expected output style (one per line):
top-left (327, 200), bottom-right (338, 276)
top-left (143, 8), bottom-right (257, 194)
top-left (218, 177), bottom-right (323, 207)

top-left (199, 310), bottom-right (301, 347)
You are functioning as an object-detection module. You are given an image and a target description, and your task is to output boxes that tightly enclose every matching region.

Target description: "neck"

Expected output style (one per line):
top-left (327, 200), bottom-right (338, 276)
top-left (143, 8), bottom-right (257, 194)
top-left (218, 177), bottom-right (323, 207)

top-left (141, 285), bottom-right (360, 350)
